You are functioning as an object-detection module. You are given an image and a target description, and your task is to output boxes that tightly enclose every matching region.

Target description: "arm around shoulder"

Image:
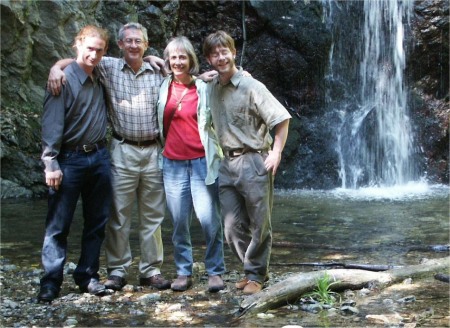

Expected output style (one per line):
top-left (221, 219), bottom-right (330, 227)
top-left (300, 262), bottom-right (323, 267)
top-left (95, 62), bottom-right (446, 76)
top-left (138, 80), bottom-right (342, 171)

top-left (48, 58), bottom-right (75, 96)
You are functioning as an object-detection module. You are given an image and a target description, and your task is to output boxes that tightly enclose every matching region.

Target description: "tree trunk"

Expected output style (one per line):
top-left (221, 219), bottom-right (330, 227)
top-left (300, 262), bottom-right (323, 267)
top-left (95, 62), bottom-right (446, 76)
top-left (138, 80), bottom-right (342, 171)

top-left (237, 257), bottom-right (450, 317)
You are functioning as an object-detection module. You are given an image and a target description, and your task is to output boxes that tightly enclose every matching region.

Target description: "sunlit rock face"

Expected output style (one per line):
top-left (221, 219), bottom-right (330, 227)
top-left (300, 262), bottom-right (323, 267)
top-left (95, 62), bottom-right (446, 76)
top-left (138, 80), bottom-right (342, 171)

top-left (0, 0), bottom-right (447, 198)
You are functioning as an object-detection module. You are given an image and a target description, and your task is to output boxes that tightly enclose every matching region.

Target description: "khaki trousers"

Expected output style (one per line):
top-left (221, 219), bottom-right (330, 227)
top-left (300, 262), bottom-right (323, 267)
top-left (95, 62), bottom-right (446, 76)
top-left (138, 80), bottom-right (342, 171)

top-left (105, 138), bottom-right (166, 278)
top-left (219, 152), bottom-right (273, 283)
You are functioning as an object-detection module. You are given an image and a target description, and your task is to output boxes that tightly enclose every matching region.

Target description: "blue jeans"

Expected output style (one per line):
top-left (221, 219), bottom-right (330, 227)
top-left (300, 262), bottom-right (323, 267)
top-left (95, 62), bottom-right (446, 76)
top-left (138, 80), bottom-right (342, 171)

top-left (163, 157), bottom-right (225, 276)
top-left (40, 147), bottom-right (112, 291)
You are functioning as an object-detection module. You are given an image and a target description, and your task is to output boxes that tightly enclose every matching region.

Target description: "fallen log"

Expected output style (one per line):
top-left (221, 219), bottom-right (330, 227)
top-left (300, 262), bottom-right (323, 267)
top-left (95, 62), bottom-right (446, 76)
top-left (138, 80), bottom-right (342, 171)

top-left (237, 256), bottom-right (450, 317)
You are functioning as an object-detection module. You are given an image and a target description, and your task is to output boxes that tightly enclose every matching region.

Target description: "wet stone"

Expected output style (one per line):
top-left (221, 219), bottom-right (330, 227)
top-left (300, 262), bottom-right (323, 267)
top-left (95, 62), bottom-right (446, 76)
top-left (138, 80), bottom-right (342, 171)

top-left (396, 295), bottom-right (416, 303)
top-left (340, 305), bottom-right (359, 315)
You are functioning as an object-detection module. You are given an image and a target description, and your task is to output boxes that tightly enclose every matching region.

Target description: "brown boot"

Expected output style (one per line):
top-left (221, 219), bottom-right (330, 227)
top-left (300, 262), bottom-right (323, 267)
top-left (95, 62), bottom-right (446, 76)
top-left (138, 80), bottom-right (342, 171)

top-left (235, 277), bottom-right (249, 290)
top-left (243, 280), bottom-right (262, 295)
top-left (171, 275), bottom-right (192, 291)
top-left (139, 274), bottom-right (171, 290)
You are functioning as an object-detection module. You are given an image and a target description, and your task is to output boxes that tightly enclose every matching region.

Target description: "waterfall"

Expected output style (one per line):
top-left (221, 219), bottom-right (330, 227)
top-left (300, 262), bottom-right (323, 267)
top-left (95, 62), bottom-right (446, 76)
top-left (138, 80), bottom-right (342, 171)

top-left (324, 0), bottom-right (419, 189)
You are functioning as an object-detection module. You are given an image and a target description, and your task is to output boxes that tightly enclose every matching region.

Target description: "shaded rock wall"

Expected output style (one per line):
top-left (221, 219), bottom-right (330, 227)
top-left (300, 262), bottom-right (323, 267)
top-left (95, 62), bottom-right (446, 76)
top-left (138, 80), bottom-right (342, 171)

top-left (1, 0), bottom-right (448, 198)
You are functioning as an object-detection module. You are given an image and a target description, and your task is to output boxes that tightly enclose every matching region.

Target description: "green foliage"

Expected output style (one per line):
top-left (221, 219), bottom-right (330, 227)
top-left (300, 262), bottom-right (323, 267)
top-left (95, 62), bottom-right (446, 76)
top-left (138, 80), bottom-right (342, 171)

top-left (304, 271), bottom-right (341, 306)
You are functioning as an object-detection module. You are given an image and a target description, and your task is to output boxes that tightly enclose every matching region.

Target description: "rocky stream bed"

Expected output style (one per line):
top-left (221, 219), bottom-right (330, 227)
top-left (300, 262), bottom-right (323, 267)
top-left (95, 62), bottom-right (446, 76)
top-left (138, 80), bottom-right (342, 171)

top-left (1, 256), bottom-right (449, 328)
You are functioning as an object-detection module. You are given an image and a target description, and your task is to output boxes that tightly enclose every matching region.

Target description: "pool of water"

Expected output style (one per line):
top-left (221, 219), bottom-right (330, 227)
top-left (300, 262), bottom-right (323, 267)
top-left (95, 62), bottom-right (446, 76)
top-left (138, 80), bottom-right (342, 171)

top-left (1, 184), bottom-right (448, 327)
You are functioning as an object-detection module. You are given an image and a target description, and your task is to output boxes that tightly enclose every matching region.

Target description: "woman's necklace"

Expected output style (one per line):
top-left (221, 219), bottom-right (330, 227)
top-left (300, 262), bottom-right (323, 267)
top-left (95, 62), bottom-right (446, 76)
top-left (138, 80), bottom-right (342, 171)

top-left (172, 78), bottom-right (194, 111)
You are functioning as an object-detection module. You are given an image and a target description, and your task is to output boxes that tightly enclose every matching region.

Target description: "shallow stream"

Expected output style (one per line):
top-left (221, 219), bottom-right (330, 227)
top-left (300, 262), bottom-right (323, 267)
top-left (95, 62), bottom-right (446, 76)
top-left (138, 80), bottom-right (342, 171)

top-left (1, 184), bottom-right (449, 327)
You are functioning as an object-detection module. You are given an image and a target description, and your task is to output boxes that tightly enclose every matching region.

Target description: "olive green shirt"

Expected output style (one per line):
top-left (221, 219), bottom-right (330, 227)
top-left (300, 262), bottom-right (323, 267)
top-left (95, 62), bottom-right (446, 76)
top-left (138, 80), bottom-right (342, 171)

top-left (208, 68), bottom-right (291, 152)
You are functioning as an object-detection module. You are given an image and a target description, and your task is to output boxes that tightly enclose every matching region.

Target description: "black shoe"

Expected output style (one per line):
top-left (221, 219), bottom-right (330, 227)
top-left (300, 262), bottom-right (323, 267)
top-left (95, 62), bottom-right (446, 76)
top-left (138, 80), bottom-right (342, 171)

top-left (104, 275), bottom-right (127, 291)
top-left (140, 274), bottom-right (171, 290)
top-left (37, 287), bottom-right (59, 303)
top-left (79, 279), bottom-right (107, 296)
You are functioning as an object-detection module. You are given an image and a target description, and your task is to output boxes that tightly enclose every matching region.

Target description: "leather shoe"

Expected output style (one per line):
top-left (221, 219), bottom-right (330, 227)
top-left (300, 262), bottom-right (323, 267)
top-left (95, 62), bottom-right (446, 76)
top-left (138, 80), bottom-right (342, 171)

top-left (140, 274), bottom-right (171, 290)
top-left (236, 275), bottom-right (269, 289)
top-left (208, 275), bottom-right (225, 293)
top-left (235, 277), bottom-right (249, 290)
top-left (243, 280), bottom-right (262, 295)
top-left (104, 275), bottom-right (127, 291)
top-left (171, 275), bottom-right (192, 291)
top-left (80, 279), bottom-right (107, 296)
top-left (37, 287), bottom-right (59, 303)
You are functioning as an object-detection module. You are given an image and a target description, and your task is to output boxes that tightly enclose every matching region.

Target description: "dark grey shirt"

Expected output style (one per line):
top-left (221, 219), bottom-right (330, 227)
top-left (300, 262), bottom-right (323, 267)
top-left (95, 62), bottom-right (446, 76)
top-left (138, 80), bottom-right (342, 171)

top-left (41, 61), bottom-right (108, 172)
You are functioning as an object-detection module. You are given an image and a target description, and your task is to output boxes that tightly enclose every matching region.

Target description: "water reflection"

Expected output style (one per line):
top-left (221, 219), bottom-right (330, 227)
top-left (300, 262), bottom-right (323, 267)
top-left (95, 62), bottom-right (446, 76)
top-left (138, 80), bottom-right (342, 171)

top-left (1, 185), bottom-right (448, 271)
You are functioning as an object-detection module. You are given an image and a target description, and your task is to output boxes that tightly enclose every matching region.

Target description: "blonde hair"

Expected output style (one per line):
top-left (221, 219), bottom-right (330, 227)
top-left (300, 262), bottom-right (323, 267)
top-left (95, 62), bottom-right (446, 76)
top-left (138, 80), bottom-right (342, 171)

top-left (73, 25), bottom-right (109, 50)
top-left (163, 36), bottom-right (199, 75)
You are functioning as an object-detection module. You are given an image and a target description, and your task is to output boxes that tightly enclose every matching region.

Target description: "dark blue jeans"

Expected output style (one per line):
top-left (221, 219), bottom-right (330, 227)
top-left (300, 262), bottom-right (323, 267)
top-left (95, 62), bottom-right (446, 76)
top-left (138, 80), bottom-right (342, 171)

top-left (40, 147), bottom-right (112, 291)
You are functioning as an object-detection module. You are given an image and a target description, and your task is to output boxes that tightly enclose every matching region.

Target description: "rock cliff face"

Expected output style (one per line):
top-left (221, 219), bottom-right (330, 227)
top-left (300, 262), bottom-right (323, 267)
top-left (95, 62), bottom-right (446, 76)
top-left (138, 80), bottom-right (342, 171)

top-left (1, 0), bottom-right (448, 198)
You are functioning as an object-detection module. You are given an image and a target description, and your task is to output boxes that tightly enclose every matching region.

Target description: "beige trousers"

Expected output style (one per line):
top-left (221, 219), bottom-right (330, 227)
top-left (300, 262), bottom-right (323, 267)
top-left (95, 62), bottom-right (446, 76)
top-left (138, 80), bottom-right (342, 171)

top-left (105, 138), bottom-right (166, 279)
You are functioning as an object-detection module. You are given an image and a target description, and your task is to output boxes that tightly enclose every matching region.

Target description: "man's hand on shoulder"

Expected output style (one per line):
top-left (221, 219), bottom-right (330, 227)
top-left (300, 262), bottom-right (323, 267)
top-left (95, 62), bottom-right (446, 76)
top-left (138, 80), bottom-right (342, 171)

top-left (48, 65), bottom-right (66, 96)
top-left (197, 70), bottom-right (218, 82)
top-left (144, 55), bottom-right (167, 76)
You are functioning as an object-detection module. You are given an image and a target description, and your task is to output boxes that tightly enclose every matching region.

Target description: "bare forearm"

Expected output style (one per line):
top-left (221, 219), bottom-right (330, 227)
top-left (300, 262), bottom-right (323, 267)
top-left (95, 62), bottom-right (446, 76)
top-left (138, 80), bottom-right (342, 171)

top-left (264, 119), bottom-right (290, 175)
top-left (272, 119), bottom-right (290, 154)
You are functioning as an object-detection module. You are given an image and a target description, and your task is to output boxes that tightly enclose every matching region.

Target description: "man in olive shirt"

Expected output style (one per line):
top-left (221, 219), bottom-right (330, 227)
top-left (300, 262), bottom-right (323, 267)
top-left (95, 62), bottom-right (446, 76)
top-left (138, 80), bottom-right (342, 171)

top-left (38, 25), bottom-right (112, 303)
top-left (203, 30), bottom-right (291, 295)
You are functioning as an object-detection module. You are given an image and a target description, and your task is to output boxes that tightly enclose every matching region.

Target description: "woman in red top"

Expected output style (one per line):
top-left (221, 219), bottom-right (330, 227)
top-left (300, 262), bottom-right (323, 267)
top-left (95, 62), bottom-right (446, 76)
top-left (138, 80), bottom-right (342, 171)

top-left (156, 36), bottom-right (225, 292)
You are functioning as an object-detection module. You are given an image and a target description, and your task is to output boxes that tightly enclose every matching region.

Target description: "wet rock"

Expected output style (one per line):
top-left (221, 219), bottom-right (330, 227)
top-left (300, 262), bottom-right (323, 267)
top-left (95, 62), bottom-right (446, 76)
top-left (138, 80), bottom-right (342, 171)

top-left (366, 314), bottom-right (390, 324)
top-left (343, 290), bottom-right (356, 298)
top-left (403, 277), bottom-right (413, 284)
top-left (382, 298), bottom-right (394, 306)
top-left (300, 303), bottom-right (323, 313)
top-left (340, 305), bottom-right (359, 315)
top-left (64, 317), bottom-right (78, 326)
top-left (396, 295), bottom-right (416, 303)
top-left (357, 288), bottom-right (371, 296)
top-left (137, 293), bottom-right (161, 303)
top-left (257, 312), bottom-right (275, 319)
top-left (366, 312), bottom-right (404, 325)
top-left (1, 264), bottom-right (18, 272)
top-left (64, 262), bottom-right (77, 274)
top-left (2, 299), bottom-right (19, 309)
top-left (341, 299), bottom-right (356, 307)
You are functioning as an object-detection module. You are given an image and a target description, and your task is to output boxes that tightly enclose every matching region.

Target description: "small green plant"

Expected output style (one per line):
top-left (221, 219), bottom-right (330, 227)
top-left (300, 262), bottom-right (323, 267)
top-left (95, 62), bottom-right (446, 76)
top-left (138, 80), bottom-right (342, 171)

top-left (304, 271), bottom-right (341, 306)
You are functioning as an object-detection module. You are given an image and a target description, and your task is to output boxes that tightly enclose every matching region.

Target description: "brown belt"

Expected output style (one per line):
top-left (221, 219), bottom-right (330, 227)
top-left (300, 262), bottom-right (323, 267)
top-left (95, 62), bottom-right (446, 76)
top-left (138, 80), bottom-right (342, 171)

top-left (226, 149), bottom-right (264, 158)
top-left (112, 132), bottom-right (158, 147)
top-left (62, 139), bottom-right (107, 153)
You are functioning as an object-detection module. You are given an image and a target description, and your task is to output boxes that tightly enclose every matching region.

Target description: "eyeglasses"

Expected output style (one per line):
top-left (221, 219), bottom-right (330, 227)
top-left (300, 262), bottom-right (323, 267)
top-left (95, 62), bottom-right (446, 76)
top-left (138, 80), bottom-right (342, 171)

top-left (123, 38), bottom-right (144, 46)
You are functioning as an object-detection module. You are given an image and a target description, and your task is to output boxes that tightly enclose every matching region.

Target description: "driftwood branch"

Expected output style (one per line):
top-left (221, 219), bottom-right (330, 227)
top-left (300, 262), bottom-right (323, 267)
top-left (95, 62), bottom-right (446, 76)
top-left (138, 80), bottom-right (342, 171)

top-left (237, 257), bottom-right (450, 317)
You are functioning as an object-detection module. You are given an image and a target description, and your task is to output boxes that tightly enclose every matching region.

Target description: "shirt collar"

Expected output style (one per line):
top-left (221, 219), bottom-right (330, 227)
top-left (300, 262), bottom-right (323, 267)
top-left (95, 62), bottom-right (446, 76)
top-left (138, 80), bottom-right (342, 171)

top-left (71, 61), bottom-right (96, 85)
top-left (230, 66), bottom-right (244, 87)
top-left (120, 58), bottom-right (155, 74)
top-left (214, 66), bottom-right (244, 87)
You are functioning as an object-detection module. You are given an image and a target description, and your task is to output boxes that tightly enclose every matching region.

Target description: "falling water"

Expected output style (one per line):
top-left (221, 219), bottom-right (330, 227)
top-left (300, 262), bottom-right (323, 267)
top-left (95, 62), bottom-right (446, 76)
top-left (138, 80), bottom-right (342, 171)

top-left (324, 0), bottom-right (418, 189)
